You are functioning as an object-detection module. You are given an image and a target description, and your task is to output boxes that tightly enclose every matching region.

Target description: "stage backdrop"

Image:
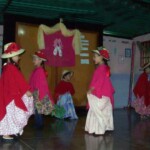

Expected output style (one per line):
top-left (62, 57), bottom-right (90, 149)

top-left (16, 22), bottom-right (99, 106)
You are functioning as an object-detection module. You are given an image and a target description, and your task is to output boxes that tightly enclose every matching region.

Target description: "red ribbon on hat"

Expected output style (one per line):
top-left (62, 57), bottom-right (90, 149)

top-left (35, 50), bottom-right (47, 60)
top-left (5, 43), bottom-right (20, 54)
top-left (100, 50), bottom-right (109, 59)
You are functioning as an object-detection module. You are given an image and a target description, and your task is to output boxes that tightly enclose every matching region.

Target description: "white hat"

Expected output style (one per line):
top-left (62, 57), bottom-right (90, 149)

top-left (92, 46), bottom-right (110, 60)
top-left (142, 62), bottom-right (150, 70)
top-left (1, 42), bottom-right (25, 59)
top-left (61, 70), bottom-right (74, 79)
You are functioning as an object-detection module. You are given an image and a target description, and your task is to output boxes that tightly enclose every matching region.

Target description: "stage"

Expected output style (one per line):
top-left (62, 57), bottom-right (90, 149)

top-left (0, 109), bottom-right (150, 150)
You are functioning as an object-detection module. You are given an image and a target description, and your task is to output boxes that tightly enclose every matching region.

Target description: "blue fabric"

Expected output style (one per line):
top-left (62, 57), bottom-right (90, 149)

top-left (57, 93), bottom-right (78, 119)
top-left (34, 109), bottom-right (43, 128)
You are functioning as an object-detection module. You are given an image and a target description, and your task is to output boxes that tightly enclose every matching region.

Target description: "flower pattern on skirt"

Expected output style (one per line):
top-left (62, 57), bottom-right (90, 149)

top-left (33, 90), bottom-right (54, 115)
top-left (132, 96), bottom-right (150, 115)
top-left (0, 94), bottom-right (33, 135)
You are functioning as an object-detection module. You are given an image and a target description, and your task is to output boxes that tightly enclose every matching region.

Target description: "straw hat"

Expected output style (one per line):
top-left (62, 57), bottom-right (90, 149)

top-left (141, 62), bottom-right (150, 70)
top-left (92, 46), bottom-right (110, 60)
top-left (61, 70), bottom-right (74, 79)
top-left (1, 42), bottom-right (25, 59)
top-left (33, 50), bottom-right (47, 61)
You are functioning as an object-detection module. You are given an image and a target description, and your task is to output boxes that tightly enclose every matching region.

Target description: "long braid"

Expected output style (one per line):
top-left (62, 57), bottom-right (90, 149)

top-left (41, 61), bottom-right (48, 77)
top-left (103, 58), bottom-right (108, 66)
top-left (103, 58), bottom-right (111, 77)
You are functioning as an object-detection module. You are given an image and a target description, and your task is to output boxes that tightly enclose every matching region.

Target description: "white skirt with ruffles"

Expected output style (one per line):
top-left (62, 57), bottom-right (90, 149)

top-left (85, 94), bottom-right (114, 135)
top-left (0, 94), bottom-right (33, 135)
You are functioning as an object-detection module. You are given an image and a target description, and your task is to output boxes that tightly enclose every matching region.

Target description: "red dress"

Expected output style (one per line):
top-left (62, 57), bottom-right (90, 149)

top-left (133, 72), bottom-right (150, 106)
top-left (0, 63), bottom-right (33, 135)
top-left (0, 63), bottom-right (30, 120)
top-left (54, 80), bottom-right (75, 102)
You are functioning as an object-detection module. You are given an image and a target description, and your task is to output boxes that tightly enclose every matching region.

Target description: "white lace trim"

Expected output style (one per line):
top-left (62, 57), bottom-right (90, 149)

top-left (0, 94), bottom-right (33, 135)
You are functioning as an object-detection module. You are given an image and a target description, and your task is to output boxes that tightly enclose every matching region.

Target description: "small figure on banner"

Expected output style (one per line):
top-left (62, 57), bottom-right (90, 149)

top-left (53, 39), bottom-right (63, 57)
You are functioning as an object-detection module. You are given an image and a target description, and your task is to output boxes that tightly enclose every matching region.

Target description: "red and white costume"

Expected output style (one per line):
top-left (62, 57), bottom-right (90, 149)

top-left (132, 72), bottom-right (150, 115)
top-left (0, 63), bottom-right (33, 135)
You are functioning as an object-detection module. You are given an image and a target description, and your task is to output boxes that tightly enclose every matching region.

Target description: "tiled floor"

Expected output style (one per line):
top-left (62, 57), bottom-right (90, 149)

top-left (0, 109), bottom-right (150, 150)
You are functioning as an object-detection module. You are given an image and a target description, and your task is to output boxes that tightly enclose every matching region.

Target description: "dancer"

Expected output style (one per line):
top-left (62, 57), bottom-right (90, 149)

top-left (29, 50), bottom-right (65, 128)
top-left (29, 50), bottom-right (54, 128)
top-left (85, 47), bottom-right (115, 135)
top-left (54, 70), bottom-right (78, 119)
top-left (132, 62), bottom-right (150, 118)
top-left (0, 42), bottom-right (33, 141)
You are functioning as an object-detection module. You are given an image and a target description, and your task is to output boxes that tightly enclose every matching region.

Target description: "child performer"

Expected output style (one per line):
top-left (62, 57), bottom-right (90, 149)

top-left (29, 50), bottom-right (54, 129)
top-left (132, 62), bottom-right (150, 118)
top-left (85, 47), bottom-right (115, 135)
top-left (54, 70), bottom-right (78, 119)
top-left (0, 42), bottom-right (33, 141)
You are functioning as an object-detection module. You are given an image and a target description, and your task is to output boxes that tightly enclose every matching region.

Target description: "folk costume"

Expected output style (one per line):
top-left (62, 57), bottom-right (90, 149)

top-left (29, 51), bottom-right (65, 128)
top-left (0, 42), bottom-right (33, 139)
top-left (132, 62), bottom-right (150, 117)
top-left (54, 70), bottom-right (78, 119)
top-left (85, 47), bottom-right (115, 135)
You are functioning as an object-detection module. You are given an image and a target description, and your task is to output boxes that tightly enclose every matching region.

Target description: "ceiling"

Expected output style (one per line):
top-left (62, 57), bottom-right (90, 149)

top-left (0, 0), bottom-right (150, 38)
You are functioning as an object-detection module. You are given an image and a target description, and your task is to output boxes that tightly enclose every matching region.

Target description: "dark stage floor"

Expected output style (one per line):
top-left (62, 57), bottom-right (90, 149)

top-left (0, 109), bottom-right (150, 150)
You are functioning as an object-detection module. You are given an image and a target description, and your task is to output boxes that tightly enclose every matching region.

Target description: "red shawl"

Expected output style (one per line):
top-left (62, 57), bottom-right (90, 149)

top-left (29, 66), bottom-right (54, 103)
top-left (54, 80), bottom-right (75, 102)
top-left (89, 64), bottom-right (115, 107)
top-left (0, 63), bottom-right (30, 121)
top-left (133, 72), bottom-right (150, 106)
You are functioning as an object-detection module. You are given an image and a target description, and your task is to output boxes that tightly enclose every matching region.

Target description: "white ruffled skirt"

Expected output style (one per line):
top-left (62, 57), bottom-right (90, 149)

top-left (85, 94), bottom-right (114, 135)
top-left (0, 94), bottom-right (34, 135)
